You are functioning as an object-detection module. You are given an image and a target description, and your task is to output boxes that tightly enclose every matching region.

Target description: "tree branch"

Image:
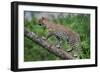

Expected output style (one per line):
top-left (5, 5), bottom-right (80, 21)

top-left (24, 28), bottom-right (74, 60)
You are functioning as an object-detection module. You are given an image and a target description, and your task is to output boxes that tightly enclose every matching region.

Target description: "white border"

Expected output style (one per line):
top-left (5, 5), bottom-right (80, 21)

top-left (18, 5), bottom-right (96, 68)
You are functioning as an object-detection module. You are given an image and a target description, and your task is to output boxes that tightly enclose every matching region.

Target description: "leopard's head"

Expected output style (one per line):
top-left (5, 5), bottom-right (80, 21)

top-left (38, 17), bottom-right (49, 28)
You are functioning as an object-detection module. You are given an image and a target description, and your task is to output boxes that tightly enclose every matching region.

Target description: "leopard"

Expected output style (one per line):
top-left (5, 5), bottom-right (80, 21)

top-left (37, 17), bottom-right (82, 59)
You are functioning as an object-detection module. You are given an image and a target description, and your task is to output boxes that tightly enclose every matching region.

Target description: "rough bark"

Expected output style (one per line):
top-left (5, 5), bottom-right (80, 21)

top-left (24, 28), bottom-right (74, 60)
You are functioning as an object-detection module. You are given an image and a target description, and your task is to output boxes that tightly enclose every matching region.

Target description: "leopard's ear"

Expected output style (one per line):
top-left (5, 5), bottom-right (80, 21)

top-left (42, 17), bottom-right (48, 21)
top-left (42, 17), bottom-right (45, 20)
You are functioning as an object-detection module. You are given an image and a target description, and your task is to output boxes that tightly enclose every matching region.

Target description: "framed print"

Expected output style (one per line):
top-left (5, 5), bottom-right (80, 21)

top-left (11, 1), bottom-right (97, 71)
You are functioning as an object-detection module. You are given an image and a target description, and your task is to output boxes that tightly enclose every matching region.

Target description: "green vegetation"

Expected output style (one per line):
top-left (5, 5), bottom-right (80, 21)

top-left (24, 13), bottom-right (90, 61)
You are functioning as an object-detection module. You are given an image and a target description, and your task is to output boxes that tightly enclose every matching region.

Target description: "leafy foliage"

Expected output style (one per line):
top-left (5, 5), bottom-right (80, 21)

top-left (24, 13), bottom-right (90, 61)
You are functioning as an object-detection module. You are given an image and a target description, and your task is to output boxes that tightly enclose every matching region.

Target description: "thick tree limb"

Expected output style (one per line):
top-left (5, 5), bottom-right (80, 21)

top-left (24, 28), bottom-right (74, 60)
